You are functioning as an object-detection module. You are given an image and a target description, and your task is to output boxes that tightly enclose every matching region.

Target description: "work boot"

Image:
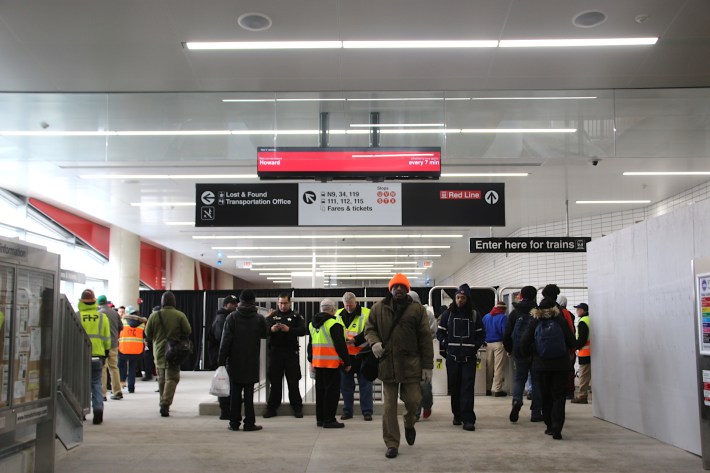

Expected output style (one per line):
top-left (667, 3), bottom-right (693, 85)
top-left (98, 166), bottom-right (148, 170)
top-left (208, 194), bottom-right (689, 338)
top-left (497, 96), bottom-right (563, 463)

top-left (92, 410), bottom-right (103, 425)
top-left (405, 426), bottom-right (416, 445)
top-left (571, 397), bottom-right (588, 404)
top-left (262, 408), bottom-right (277, 418)
top-left (160, 405), bottom-right (170, 417)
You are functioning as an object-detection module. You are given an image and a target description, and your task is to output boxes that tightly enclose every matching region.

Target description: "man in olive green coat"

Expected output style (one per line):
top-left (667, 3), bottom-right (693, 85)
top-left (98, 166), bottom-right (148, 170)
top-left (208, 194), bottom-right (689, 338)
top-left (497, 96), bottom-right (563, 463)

top-left (144, 291), bottom-right (191, 417)
top-left (365, 274), bottom-right (434, 459)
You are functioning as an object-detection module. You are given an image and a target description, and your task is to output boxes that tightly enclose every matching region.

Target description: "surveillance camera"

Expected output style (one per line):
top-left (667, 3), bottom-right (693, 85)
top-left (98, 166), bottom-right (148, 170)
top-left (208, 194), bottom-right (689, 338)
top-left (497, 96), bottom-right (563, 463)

top-left (40, 121), bottom-right (50, 129)
top-left (592, 160), bottom-right (599, 166)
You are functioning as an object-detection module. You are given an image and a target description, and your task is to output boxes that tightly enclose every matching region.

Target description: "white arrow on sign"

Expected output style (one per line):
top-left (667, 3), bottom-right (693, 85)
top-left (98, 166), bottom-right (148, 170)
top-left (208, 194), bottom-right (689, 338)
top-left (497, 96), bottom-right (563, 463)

top-left (201, 191), bottom-right (215, 205)
top-left (485, 190), bottom-right (499, 205)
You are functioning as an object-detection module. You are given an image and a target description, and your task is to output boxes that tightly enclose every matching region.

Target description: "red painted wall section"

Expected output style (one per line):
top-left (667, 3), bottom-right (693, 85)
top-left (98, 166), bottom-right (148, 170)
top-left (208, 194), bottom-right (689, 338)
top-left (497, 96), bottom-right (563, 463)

top-left (141, 242), bottom-right (166, 290)
top-left (196, 263), bottom-right (213, 290)
top-left (29, 198), bottom-right (167, 289)
top-left (29, 198), bottom-right (110, 258)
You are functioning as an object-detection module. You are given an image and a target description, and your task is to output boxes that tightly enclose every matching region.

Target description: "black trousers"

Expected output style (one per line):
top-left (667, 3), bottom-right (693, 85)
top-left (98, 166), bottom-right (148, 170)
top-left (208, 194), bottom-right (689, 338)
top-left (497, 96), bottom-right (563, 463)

top-left (142, 348), bottom-right (155, 379)
top-left (446, 358), bottom-right (477, 424)
top-left (267, 348), bottom-right (303, 410)
top-left (537, 370), bottom-right (568, 434)
top-left (315, 367), bottom-right (340, 424)
top-left (229, 381), bottom-right (255, 428)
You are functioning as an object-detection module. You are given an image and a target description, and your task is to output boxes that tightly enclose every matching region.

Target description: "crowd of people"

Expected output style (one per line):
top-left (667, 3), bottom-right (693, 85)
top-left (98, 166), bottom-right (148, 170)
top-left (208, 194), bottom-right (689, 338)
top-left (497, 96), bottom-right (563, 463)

top-left (77, 277), bottom-right (592, 458)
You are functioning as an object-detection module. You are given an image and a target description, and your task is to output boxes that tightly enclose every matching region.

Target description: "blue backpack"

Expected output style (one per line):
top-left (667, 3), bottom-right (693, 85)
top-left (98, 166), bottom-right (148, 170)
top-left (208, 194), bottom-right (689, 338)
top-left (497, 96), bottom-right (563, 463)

top-left (534, 318), bottom-right (567, 359)
top-left (511, 314), bottom-right (532, 351)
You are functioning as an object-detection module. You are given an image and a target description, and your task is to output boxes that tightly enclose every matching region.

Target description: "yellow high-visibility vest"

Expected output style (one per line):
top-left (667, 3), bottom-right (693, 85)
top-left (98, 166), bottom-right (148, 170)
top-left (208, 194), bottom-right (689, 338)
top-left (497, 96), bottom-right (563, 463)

top-left (309, 318), bottom-right (344, 368)
top-left (577, 315), bottom-right (591, 357)
top-left (336, 307), bottom-right (370, 355)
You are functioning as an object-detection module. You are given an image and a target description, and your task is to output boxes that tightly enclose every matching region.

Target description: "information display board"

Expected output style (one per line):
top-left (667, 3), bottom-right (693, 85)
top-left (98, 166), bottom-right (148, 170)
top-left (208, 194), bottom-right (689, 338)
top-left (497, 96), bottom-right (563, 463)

top-left (196, 182), bottom-right (505, 227)
top-left (257, 147), bottom-right (441, 180)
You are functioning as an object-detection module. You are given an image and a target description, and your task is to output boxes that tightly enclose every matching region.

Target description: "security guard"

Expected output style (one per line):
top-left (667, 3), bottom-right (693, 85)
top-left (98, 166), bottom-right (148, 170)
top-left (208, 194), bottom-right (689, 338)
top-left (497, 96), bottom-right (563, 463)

top-left (263, 293), bottom-right (306, 418)
top-left (78, 289), bottom-right (111, 425)
top-left (336, 292), bottom-right (373, 421)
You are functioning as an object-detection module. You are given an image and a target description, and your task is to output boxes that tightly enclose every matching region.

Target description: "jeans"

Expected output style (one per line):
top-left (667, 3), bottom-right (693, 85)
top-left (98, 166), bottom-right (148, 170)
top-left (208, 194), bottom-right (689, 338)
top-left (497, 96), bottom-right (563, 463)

top-left (340, 368), bottom-right (373, 416)
top-left (91, 358), bottom-right (104, 413)
top-left (118, 353), bottom-right (142, 392)
top-left (513, 357), bottom-right (541, 416)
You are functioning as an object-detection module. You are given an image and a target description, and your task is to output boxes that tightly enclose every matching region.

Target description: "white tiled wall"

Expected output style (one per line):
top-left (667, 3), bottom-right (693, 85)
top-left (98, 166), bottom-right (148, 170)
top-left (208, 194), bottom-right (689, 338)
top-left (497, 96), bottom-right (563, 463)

top-left (444, 179), bottom-right (710, 308)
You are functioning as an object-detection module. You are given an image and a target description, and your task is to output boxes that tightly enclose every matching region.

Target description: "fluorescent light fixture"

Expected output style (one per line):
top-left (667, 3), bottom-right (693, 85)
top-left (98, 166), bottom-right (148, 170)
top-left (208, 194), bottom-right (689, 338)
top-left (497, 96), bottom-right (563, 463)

top-left (130, 202), bottom-right (196, 207)
top-left (623, 171), bottom-right (710, 176)
top-left (226, 254), bottom-right (441, 259)
top-left (378, 128), bottom-right (454, 134)
top-left (471, 96), bottom-right (597, 100)
top-left (441, 173), bottom-right (528, 177)
top-left (576, 200), bottom-right (651, 204)
top-left (349, 123), bottom-right (445, 128)
top-left (165, 222), bottom-right (194, 226)
top-left (222, 99), bottom-right (276, 103)
top-left (343, 40), bottom-right (498, 48)
top-left (271, 280), bottom-right (292, 283)
top-left (337, 276), bottom-right (419, 281)
top-left (277, 98), bottom-right (346, 102)
top-left (81, 174), bottom-right (258, 180)
top-left (195, 234), bottom-right (460, 240)
top-left (185, 41), bottom-right (342, 50)
top-left (499, 37), bottom-right (658, 48)
top-left (461, 128), bottom-right (577, 133)
top-left (213, 245), bottom-right (450, 250)
top-left (346, 97), bottom-right (445, 102)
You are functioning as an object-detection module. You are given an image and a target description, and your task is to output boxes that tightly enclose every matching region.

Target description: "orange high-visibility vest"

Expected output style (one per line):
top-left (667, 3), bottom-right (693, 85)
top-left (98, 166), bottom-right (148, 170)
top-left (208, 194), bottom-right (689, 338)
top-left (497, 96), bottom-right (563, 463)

top-left (309, 318), bottom-right (344, 368)
top-left (119, 324), bottom-right (145, 355)
top-left (336, 307), bottom-right (370, 356)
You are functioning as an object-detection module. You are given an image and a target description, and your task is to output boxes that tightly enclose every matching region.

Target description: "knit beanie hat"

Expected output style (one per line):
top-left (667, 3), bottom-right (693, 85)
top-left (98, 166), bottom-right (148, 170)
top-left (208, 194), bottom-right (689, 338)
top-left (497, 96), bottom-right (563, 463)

top-left (538, 298), bottom-right (556, 310)
top-left (239, 289), bottom-right (256, 303)
top-left (520, 286), bottom-right (537, 301)
top-left (456, 283), bottom-right (472, 300)
top-left (80, 289), bottom-right (96, 303)
top-left (388, 273), bottom-right (411, 291)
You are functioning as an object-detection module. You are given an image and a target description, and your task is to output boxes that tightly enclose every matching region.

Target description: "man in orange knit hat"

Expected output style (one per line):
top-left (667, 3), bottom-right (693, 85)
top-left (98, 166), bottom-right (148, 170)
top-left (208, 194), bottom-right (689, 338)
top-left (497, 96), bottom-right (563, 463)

top-left (365, 273), bottom-right (434, 459)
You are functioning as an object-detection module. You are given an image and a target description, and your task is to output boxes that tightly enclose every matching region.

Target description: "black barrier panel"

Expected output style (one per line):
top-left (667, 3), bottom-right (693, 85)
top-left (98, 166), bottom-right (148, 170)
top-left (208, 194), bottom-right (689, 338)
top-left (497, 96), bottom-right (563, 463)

top-left (402, 183), bottom-right (505, 226)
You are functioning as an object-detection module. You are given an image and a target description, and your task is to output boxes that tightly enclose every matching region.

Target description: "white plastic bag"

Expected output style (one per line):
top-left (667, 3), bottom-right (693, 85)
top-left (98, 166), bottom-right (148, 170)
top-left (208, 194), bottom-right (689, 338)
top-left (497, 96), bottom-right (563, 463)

top-left (209, 366), bottom-right (230, 397)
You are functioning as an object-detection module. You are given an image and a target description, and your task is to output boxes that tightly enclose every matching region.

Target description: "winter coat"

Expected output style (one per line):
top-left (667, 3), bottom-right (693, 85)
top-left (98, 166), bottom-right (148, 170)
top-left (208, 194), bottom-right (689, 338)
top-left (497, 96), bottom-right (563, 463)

top-left (208, 307), bottom-right (230, 366)
top-left (99, 304), bottom-right (122, 348)
top-left (144, 306), bottom-right (192, 369)
top-left (520, 305), bottom-right (576, 372)
top-left (482, 306), bottom-right (508, 343)
top-left (436, 304), bottom-right (485, 363)
top-left (365, 295), bottom-right (434, 384)
top-left (502, 299), bottom-right (537, 357)
top-left (217, 303), bottom-right (269, 384)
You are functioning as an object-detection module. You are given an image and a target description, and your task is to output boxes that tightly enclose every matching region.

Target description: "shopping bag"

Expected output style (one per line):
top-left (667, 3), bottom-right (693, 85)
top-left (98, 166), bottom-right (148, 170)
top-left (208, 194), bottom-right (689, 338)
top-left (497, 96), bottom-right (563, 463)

top-left (209, 366), bottom-right (230, 397)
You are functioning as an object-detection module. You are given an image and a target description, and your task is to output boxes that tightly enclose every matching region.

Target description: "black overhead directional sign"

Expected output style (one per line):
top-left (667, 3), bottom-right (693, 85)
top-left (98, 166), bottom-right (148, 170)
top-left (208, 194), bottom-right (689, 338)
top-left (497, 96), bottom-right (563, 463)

top-left (470, 237), bottom-right (592, 253)
top-left (196, 182), bottom-right (505, 227)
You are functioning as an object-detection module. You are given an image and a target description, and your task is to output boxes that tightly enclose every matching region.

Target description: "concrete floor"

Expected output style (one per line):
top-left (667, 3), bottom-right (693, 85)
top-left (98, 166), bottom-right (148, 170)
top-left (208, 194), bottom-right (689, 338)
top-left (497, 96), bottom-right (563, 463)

top-left (54, 371), bottom-right (704, 473)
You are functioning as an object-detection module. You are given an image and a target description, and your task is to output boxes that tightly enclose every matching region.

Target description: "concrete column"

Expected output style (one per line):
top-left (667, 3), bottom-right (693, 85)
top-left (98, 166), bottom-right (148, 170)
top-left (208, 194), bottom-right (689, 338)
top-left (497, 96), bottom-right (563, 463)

top-left (171, 251), bottom-right (195, 290)
top-left (216, 270), bottom-right (235, 290)
top-left (108, 225), bottom-right (140, 308)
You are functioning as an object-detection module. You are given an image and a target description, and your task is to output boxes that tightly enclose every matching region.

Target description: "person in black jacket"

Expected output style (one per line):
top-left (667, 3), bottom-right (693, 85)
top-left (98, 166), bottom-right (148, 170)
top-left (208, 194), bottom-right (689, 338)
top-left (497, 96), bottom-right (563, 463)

top-left (217, 290), bottom-right (268, 432)
top-left (210, 295), bottom-right (238, 419)
top-left (520, 297), bottom-right (576, 440)
top-left (263, 293), bottom-right (306, 418)
top-left (502, 285), bottom-right (542, 423)
top-left (436, 283), bottom-right (485, 431)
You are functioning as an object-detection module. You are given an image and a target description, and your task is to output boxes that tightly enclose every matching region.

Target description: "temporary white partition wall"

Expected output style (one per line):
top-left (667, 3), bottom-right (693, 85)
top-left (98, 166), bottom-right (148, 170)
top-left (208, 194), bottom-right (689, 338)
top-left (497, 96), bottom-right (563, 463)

top-left (587, 197), bottom-right (710, 455)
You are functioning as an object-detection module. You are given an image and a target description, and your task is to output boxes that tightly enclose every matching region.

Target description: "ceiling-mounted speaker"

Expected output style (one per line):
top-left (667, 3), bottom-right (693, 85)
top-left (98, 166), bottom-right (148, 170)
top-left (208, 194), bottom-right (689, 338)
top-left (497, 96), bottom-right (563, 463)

top-left (238, 13), bottom-right (273, 32)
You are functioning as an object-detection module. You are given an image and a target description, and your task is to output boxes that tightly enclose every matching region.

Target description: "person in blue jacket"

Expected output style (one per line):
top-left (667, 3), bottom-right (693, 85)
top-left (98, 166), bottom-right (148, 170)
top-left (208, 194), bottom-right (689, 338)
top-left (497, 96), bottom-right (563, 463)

top-left (482, 301), bottom-right (508, 397)
top-left (436, 284), bottom-right (485, 431)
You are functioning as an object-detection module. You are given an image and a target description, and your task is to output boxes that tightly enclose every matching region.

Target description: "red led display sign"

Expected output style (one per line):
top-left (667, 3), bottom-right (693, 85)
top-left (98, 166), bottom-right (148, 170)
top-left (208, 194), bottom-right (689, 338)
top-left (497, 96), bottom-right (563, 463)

top-left (257, 147), bottom-right (441, 180)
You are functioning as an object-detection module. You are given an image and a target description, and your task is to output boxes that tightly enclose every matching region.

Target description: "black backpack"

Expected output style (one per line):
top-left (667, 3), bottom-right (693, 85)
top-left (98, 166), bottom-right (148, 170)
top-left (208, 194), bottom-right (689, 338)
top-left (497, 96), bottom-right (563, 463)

top-left (511, 313), bottom-right (532, 351)
top-left (534, 318), bottom-right (567, 359)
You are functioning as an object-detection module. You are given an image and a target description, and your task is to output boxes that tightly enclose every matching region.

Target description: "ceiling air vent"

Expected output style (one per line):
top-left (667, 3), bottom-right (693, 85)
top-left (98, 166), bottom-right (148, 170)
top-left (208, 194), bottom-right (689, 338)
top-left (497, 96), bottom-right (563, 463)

top-left (238, 13), bottom-right (273, 32)
top-left (572, 11), bottom-right (607, 28)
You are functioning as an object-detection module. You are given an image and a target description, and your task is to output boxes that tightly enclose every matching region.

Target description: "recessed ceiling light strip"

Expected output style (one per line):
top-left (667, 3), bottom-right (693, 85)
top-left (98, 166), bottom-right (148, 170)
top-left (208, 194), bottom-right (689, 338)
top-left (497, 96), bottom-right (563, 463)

top-left (576, 200), bottom-right (651, 204)
top-left (623, 171), bottom-right (710, 176)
